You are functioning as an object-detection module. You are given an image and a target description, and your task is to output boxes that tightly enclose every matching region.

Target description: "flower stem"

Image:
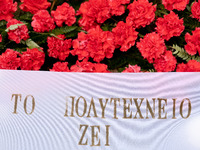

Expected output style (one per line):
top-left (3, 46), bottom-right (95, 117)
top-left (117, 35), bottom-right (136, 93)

top-left (50, 0), bottom-right (57, 12)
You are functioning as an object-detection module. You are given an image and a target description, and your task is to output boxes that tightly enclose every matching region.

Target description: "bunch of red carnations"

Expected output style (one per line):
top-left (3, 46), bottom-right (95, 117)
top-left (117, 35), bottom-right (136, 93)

top-left (0, 0), bottom-right (200, 72)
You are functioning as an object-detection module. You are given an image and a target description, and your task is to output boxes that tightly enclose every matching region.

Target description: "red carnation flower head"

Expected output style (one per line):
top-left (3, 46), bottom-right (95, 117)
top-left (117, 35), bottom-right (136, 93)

top-left (71, 26), bottom-right (115, 62)
top-left (112, 21), bottom-right (138, 52)
top-left (77, 0), bottom-right (110, 30)
top-left (7, 19), bottom-right (29, 44)
top-left (162, 0), bottom-right (189, 11)
top-left (0, 34), bottom-right (2, 42)
top-left (126, 0), bottom-right (156, 28)
top-left (191, 0), bottom-right (200, 22)
top-left (184, 27), bottom-right (200, 55)
top-left (31, 10), bottom-right (55, 32)
top-left (47, 35), bottom-right (72, 61)
top-left (153, 51), bottom-right (177, 72)
top-left (70, 60), bottom-right (109, 72)
top-left (50, 62), bottom-right (70, 72)
top-left (137, 32), bottom-right (166, 63)
top-left (122, 64), bottom-right (141, 73)
top-left (77, 0), bottom-right (129, 30)
top-left (156, 11), bottom-right (185, 41)
top-left (76, 1), bottom-right (95, 31)
top-left (20, 48), bottom-right (45, 70)
top-left (108, 0), bottom-right (130, 16)
top-left (71, 32), bottom-right (90, 60)
top-left (0, 49), bottom-right (20, 70)
top-left (176, 60), bottom-right (200, 72)
top-left (20, 0), bottom-right (51, 14)
top-left (87, 26), bottom-right (115, 62)
top-left (51, 3), bottom-right (76, 27)
top-left (0, 0), bottom-right (17, 21)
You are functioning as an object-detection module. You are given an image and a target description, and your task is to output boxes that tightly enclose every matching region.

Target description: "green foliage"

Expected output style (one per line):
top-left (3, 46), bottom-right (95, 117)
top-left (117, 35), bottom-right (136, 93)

top-left (0, 21), bottom-right (7, 27)
top-left (156, 3), bottom-right (169, 17)
top-left (15, 47), bottom-right (27, 54)
top-left (148, 69), bottom-right (156, 72)
top-left (26, 39), bottom-right (43, 52)
top-left (0, 43), bottom-right (5, 51)
top-left (5, 23), bottom-right (26, 32)
top-left (172, 44), bottom-right (200, 62)
top-left (50, 26), bottom-right (79, 36)
top-left (18, 12), bottom-right (33, 21)
top-left (105, 47), bottom-right (153, 72)
top-left (30, 32), bottom-right (49, 44)
top-left (184, 15), bottom-right (200, 33)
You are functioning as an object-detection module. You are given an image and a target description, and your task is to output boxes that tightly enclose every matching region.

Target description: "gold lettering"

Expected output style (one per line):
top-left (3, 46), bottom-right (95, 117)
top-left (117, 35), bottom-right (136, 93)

top-left (146, 98), bottom-right (155, 119)
top-left (158, 98), bottom-right (167, 119)
top-left (172, 98), bottom-right (177, 119)
top-left (76, 96), bottom-right (87, 117)
top-left (91, 125), bottom-right (100, 146)
top-left (70, 96), bottom-right (75, 117)
top-left (99, 98), bottom-right (108, 119)
top-left (11, 94), bottom-right (22, 114)
top-left (180, 98), bottom-right (191, 119)
top-left (105, 125), bottom-right (110, 146)
top-left (134, 98), bottom-right (144, 119)
top-left (123, 98), bottom-right (132, 119)
top-left (64, 97), bottom-right (68, 117)
top-left (110, 98), bottom-right (120, 119)
top-left (87, 97), bottom-right (98, 118)
top-left (78, 125), bottom-right (88, 145)
top-left (24, 95), bottom-right (35, 115)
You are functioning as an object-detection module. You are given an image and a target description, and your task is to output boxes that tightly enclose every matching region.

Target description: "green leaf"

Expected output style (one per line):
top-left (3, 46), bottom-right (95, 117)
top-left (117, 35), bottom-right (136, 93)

top-left (186, 5), bottom-right (191, 12)
top-left (15, 48), bottom-right (27, 54)
top-left (148, 69), bottom-right (156, 72)
top-left (5, 23), bottom-right (26, 32)
top-left (19, 12), bottom-right (33, 21)
top-left (172, 44), bottom-right (200, 62)
top-left (0, 20), bottom-right (7, 27)
top-left (49, 33), bottom-right (64, 40)
top-left (0, 43), bottom-right (5, 50)
top-left (25, 39), bottom-right (43, 52)
top-left (50, 26), bottom-right (78, 35)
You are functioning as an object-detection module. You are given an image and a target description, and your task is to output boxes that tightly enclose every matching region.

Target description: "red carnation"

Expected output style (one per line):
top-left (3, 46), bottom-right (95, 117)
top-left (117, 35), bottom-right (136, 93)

top-left (156, 11), bottom-right (184, 41)
top-left (191, 0), bottom-right (200, 22)
top-left (71, 32), bottom-right (89, 60)
top-left (20, 0), bottom-right (51, 14)
top-left (108, 0), bottom-right (130, 16)
top-left (47, 35), bottom-right (72, 61)
top-left (122, 64), bottom-right (141, 73)
top-left (162, 0), bottom-right (189, 11)
top-left (0, 0), bottom-right (17, 21)
top-left (77, 0), bottom-right (110, 30)
top-left (153, 51), bottom-right (177, 72)
top-left (7, 19), bottom-right (29, 44)
top-left (20, 48), bottom-right (45, 70)
top-left (50, 62), bottom-right (70, 72)
top-left (77, 0), bottom-right (129, 30)
top-left (0, 34), bottom-right (2, 42)
top-left (71, 26), bottom-right (115, 62)
top-left (88, 28), bottom-right (115, 62)
top-left (0, 49), bottom-right (20, 70)
top-left (137, 32), bottom-right (166, 63)
top-left (31, 10), bottom-right (55, 32)
top-left (176, 60), bottom-right (200, 72)
top-left (126, 0), bottom-right (156, 28)
top-left (70, 60), bottom-right (109, 72)
top-left (51, 3), bottom-right (76, 27)
top-left (184, 27), bottom-right (200, 55)
top-left (112, 21), bottom-right (138, 52)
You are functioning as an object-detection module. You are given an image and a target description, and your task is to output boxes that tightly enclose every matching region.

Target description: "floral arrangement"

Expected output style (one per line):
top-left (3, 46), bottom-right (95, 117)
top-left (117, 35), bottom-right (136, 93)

top-left (0, 0), bottom-right (200, 72)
